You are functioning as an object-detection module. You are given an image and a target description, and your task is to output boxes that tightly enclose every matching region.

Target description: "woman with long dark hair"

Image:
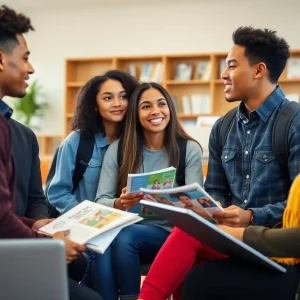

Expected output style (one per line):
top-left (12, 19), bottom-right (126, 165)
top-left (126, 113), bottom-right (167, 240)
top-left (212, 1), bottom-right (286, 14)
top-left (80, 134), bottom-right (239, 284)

top-left (92, 82), bottom-right (203, 300)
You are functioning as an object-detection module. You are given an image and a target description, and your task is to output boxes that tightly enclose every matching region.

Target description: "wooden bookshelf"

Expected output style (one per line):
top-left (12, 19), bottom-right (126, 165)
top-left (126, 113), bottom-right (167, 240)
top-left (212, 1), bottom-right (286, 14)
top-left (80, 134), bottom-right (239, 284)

top-left (64, 50), bottom-right (300, 136)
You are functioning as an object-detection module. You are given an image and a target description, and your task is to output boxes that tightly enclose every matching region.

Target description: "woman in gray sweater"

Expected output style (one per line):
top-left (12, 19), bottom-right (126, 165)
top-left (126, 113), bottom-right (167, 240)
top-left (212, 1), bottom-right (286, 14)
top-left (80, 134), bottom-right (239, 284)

top-left (181, 225), bottom-right (300, 300)
top-left (90, 82), bottom-right (203, 300)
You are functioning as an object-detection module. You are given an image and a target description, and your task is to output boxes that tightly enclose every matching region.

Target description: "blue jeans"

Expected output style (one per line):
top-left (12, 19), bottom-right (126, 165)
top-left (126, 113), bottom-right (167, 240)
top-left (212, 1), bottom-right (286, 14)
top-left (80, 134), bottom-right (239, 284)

top-left (82, 224), bottom-right (169, 300)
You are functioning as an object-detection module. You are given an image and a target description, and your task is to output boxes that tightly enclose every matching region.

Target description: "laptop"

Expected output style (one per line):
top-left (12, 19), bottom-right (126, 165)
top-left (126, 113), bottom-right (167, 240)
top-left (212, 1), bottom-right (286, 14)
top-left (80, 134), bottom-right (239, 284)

top-left (0, 239), bottom-right (69, 300)
top-left (141, 200), bottom-right (286, 273)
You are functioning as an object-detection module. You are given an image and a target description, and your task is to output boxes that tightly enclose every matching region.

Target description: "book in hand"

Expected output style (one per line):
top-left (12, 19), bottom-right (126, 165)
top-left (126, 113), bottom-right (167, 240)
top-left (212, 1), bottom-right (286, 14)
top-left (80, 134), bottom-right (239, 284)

top-left (140, 200), bottom-right (286, 273)
top-left (140, 183), bottom-right (223, 221)
top-left (39, 200), bottom-right (142, 254)
top-left (126, 167), bottom-right (176, 216)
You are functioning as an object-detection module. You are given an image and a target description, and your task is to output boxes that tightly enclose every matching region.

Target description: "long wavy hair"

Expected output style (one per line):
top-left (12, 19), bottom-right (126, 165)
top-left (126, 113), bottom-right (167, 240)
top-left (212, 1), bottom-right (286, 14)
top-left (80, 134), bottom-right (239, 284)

top-left (71, 70), bottom-right (139, 137)
top-left (117, 82), bottom-right (201, 195)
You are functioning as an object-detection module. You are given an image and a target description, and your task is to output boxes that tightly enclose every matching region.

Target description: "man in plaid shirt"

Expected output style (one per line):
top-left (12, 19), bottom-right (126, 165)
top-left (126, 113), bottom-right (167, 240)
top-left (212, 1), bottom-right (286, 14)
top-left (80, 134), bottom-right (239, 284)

top-left (138, 26), bottom-right (300, 300)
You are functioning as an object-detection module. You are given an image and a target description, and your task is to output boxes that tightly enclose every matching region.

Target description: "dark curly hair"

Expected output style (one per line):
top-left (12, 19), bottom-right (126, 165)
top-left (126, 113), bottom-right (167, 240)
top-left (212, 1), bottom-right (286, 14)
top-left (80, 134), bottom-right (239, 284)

top-left (71, 70), bottom-right (139, 136)
top-left (232, 26), bottom-right (290, 83)
top-left (0, 5), bottom-right (34, 53)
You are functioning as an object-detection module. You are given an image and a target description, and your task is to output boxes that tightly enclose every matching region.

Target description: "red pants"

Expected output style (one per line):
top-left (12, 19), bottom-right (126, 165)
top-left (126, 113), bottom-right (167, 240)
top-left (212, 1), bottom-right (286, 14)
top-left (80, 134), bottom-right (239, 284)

top-left (139, 227), bottom-right (227, 300)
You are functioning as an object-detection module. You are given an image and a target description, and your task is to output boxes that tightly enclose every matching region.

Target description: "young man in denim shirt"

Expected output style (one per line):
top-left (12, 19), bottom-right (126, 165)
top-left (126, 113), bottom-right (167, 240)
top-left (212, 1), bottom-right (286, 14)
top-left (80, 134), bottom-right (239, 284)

top-left (139, 26), bottom-right (300, 300)
top-left (206, 27), bottom-right (300, 227)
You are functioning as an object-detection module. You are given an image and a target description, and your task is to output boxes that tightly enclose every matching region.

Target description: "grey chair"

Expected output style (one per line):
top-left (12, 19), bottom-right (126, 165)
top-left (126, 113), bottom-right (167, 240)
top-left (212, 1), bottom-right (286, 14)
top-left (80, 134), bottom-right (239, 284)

top-left (140, 264), bottom-right (172, 300)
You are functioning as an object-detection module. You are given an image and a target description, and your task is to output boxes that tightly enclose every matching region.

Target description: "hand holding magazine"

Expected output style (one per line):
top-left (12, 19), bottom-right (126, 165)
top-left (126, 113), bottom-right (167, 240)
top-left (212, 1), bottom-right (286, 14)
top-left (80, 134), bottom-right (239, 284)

top-left (39, 200), bottom-right (142, 253)
top-left (140, 183), bottom-right (223, 221)
top-left (140, 200), bottom-right (286, 273)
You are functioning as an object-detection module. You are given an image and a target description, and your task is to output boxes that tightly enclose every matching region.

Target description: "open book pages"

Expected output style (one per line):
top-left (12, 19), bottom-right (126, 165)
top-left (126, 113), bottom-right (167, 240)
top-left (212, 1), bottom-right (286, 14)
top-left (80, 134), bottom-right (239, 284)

top-left (126, 166), bottom-right (176, 194)
top-left (139, 182), bottom-right (223, 221)
top-left (39, 200), bottom-right (142, 253)
top-left (139, 200), bottom-right (286, 273)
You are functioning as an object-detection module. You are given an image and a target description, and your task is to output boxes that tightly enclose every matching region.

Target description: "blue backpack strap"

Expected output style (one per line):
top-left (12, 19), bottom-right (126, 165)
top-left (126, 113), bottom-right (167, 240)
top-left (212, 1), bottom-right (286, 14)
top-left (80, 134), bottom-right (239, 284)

top-left (272, 101), bottom-right (300, 178)
top-left (218, 107), bottom-right (238, 155)
top-left (72, 133), bottom-right (95, 193)
top-left (176, 137), bottom-right (187, 186)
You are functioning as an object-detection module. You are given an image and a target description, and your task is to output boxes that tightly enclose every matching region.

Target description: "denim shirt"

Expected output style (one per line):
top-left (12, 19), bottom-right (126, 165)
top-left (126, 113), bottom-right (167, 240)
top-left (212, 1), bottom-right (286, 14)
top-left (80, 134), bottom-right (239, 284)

top-left (47, 130), bottom-right (110, 213)
top-left (205, 86), bottom-right (300, 227)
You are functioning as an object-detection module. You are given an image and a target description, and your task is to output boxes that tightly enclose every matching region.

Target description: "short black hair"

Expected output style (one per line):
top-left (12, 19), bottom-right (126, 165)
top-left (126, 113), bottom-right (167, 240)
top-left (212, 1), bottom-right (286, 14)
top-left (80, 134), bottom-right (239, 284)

top-left (0, 5), bottom-right (34, 54)
top-left (232, 26), bottom-right (290, 83)
top-left (71, 70), bottom-right (139, 136)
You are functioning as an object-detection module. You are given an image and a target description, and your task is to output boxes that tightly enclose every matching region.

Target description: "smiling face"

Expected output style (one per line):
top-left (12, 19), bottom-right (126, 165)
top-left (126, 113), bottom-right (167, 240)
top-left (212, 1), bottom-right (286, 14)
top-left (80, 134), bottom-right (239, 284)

top-left (221, 45), bottom-right (258, 103)
top-left (138, 88), bottom-right (170, 135)
top-left (0, 34), bottom-right (34, 98)
top-left (96, 79), bottom-right (128, 125)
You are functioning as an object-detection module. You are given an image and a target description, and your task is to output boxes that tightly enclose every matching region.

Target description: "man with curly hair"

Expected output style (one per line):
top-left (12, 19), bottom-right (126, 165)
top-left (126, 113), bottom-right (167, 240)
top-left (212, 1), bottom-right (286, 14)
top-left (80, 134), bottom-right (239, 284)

top-left (139, 26), bottom-right (300, 300)
top-left (0, 5), bottom-right (102, 300)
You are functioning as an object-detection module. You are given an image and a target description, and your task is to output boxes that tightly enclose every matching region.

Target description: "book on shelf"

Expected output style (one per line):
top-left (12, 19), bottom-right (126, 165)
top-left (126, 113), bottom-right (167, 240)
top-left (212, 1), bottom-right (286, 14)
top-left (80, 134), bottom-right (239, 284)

top-left (190, 94), bottom-right (211, 114)
top-left (140, 200), bottom-right (286, 273)
top-left (182, 94), bottom-right (211, 115)
top-left (140, 182), bottom-right (223, 221)
top-left (127, 64), bottom-right (137, 77)
top-left (39, 200), bottom-right (142, 254)
top-left (174, 62), bottom-right (193, 81)
top-left (140, 63), bottom-right (153, 82)
top-left (195, 61), bottom-right (211, 80)
top-left (219, 58), bottom-right (227, 78)
top-left (287, 57), bottom-right (300, 79)
top-left (126, 167), bottom-right (177, 217)
top-left (150, 62), bottom-right (163, 83)
top-left (182, 95), bottom-right (192, 114)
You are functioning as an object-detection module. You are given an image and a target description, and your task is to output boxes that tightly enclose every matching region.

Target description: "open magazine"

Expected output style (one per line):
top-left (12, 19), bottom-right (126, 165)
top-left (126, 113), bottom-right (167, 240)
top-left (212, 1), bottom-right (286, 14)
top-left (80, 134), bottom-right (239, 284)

top-left (39, 200), bottom-right (142, 254)
top-left (140, 200), bottom-right (286, 273)
top-left (140, 183), bottom-right (223, 221)
top-left (126, 167), bottom-right (176, 215)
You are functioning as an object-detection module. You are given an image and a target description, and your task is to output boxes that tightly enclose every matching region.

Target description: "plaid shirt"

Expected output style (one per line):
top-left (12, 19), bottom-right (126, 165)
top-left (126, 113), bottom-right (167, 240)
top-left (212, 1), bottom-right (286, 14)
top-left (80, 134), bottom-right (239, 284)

top-left (205, 86), bottom-right (300, 226)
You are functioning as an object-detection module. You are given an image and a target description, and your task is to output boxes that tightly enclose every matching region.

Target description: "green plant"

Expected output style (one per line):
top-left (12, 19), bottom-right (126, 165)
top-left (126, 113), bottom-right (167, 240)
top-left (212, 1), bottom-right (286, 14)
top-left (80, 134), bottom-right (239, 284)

top-left (12, 80), bottom-right (49, 128)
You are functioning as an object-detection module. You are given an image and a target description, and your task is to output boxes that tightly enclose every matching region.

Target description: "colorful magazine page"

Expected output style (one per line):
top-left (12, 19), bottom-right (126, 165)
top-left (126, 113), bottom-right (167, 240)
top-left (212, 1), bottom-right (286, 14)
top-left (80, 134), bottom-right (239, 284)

top-left (127, 167), bottom-right (176, 216)
top-left (140, 182), bottom-right (223, 220)
top-left (39, 200), bottom-right (142, 253)
top-left (126, 166), bottom-right (176, 194)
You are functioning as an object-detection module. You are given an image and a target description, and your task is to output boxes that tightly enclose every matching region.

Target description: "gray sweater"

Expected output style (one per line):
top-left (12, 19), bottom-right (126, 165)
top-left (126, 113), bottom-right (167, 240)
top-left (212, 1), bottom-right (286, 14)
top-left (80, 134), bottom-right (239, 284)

top-left (244, 226), bottom-right (300, 258)
top-left (95, 139), bottom-right (203, 231)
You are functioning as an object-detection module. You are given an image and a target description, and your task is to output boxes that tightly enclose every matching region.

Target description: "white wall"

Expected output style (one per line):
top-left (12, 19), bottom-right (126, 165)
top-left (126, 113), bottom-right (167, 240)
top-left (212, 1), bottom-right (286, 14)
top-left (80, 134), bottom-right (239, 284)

top-left (24, 1), bottom-right (300, 133)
